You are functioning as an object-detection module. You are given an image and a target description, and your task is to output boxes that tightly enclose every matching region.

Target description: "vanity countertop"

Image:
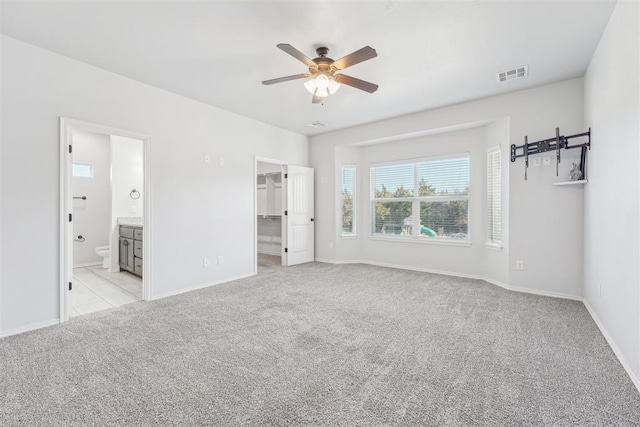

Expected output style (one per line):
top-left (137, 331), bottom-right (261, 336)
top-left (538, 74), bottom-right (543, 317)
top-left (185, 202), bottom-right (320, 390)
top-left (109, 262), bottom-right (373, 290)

top-left (118, 217), bottom-right (144, 228)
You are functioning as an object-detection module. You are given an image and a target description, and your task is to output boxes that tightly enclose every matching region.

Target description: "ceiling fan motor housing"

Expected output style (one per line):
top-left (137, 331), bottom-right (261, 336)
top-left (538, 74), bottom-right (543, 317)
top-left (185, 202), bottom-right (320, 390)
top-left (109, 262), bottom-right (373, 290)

top-left (310, 47), bottom-right (335, 76)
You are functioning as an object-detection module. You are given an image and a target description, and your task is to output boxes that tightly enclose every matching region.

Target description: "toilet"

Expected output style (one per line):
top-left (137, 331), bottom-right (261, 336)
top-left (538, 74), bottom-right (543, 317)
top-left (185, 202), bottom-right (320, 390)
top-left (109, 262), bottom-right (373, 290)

top-left (95, 246), bottom-right (110, 269)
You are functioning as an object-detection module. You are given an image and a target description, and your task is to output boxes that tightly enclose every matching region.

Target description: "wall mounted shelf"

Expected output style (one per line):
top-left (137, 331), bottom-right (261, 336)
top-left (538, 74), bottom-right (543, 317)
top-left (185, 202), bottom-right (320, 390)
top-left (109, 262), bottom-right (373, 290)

top-left (552, 180), bottom-right (587, 186)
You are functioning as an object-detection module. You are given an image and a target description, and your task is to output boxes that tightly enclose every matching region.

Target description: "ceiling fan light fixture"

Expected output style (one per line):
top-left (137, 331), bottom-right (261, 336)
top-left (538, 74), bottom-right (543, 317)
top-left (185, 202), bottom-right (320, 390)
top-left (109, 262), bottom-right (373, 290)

top-left (327, 79), bottom-right (341, 95)
top-left (304, 74), bottom-right (340, 97)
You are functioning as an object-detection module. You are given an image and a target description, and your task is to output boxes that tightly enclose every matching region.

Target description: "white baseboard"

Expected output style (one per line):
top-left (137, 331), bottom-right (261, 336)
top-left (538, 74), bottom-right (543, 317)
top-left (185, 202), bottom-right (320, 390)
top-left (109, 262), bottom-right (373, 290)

top-left (315, 258), bottom-right (363, 265)
top-left (73, 262), bottom-right (102, 269)
top-left (0, 318), bottom-right (60, 339)
top-left (316, 258), bottom-right (582, 301)
top-left (152, 272), bottom-right (256, 300)
top-left (583, 299), bottom-right (640, 394)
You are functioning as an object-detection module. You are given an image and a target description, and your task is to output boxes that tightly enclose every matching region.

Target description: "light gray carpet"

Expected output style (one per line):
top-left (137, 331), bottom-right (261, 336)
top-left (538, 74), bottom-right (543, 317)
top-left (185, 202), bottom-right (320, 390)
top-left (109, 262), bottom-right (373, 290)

top-left (1, 261), bottom-right (639, 426)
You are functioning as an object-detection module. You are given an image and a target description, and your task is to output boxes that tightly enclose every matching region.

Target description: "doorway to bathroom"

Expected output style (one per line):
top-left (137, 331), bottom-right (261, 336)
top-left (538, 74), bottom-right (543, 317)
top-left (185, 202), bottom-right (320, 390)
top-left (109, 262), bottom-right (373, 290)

top-left (59, 118), bottom-right (151, 322)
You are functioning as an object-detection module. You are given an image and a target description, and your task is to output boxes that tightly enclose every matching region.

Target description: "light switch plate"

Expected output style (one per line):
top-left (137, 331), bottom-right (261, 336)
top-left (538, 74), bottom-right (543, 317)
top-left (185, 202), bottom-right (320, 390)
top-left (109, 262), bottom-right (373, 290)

top-left (204, 154), bottom-right (211, 163)
top-left (533, 157), bottom-right (541, 167)
top-left (543, 157), bottom-right (551, 166)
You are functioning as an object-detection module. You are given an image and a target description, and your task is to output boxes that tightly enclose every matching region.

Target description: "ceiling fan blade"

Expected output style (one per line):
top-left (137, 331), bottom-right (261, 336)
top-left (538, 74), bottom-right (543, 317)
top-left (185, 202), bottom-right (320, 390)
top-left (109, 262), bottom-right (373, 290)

top-left (332, 46), bottom-right (377, 70)
top-left (277, 44), bottom-right (316, 67)
top-left (262, 73), bottom-right (310, 85)
top-left (334, 74), bottom-right (379, 93)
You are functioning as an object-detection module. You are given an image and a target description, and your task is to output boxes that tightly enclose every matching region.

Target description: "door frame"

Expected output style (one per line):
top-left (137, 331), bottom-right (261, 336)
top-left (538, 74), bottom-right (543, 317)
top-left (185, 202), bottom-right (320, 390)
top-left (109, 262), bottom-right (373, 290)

top-left (59, 117), bottom-right (152, 322)
top-left (254, 156), bottom-right (286, 273)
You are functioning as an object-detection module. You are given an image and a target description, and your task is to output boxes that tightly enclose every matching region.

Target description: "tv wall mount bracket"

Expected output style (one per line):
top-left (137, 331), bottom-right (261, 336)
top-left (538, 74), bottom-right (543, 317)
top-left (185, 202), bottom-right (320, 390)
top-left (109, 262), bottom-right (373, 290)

top-left (511, 127), bottom-right (591, 180)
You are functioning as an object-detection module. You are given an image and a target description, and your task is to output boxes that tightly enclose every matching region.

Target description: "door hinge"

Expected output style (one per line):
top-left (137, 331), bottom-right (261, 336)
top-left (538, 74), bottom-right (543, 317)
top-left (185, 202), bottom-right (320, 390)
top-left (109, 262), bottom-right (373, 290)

top-left (69, 213), bottom-right (72, 222)
top-left (284, 210), bottom-right (288, 216)
top-left (284, 173), bottom-right (288, 179)
top-left (284, 248), bottom-right (288, 253)
top-left (68, 282), bottom-right (72, 291)
top-left (68, 144), bottom-right (72, 154)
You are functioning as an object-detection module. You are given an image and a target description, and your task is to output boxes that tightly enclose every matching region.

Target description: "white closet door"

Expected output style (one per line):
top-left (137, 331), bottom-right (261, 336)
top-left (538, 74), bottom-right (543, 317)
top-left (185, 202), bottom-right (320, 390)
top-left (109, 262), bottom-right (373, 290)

top-left (284, 165), bottom-right (314, 266)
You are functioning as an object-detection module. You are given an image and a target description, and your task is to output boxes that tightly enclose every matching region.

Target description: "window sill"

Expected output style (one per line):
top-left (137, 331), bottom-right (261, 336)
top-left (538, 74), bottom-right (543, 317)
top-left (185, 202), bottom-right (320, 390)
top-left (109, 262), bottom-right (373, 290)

top-left (485, 243), bottom-right (503, 251)
top-left (369, 235), bottom-right (472, 247)
top-left (341, 234), bottom-right (357, 240)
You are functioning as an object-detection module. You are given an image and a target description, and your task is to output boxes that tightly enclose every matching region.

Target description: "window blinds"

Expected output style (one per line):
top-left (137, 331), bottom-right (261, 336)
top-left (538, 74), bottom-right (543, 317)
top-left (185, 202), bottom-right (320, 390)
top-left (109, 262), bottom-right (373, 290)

top-left (341, 165), bottom-right (356, 235)
top-left (370, 155), bottom-right (470, 238)
top-left (486, 148), bottom-right (502, 245)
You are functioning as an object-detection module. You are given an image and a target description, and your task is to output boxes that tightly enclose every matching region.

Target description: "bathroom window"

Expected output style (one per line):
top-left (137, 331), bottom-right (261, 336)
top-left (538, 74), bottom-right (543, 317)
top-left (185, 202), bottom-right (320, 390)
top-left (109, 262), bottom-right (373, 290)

top-left (72, 163), bottom-right (94, 178)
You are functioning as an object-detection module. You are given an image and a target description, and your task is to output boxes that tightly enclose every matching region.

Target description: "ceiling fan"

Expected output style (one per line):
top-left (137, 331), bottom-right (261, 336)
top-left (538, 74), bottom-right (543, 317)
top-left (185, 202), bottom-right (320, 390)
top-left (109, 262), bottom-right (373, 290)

top-left (262, 44), bottom-right (379, 104)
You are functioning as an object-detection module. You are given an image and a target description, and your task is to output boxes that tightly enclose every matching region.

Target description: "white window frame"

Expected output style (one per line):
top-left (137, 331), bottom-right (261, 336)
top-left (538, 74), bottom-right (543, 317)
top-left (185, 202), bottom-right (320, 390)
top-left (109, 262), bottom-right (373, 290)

top-left (341, 164), bottom-right (356, 237)
top-left (72, 162), bottom-right (94, 178)
top-left (369, 153), bottom-right (471, 245)
top-left (486, 146), bottom-right (502, 250)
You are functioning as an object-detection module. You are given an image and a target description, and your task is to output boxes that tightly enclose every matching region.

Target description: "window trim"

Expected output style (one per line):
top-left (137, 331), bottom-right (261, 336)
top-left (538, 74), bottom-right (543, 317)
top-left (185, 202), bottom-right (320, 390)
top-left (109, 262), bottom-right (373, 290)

top-left (72, 162), bottom-right (94, 178)
top-left (486, 146), bottom-right (502, 248)
top-left (369, 153), bottom-right (471, 243)
top-left (340, 164), bottom-right (357, 237)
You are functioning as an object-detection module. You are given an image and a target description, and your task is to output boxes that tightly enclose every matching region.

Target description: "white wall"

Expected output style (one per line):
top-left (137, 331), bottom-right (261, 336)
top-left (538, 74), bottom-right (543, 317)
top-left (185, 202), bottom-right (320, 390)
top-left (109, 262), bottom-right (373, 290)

top-left (311, 78), bottom-right (585, 299)
top-left (583, 0), bottom-right (640, 387)
top-left (111, 135), bottom-right (144, 221)
top-left (0, 36), bottom-right (307, 335)
top-left (71, 130), bottom-right (111, 266)
top-left (109, 135), bottom-right (144, 271)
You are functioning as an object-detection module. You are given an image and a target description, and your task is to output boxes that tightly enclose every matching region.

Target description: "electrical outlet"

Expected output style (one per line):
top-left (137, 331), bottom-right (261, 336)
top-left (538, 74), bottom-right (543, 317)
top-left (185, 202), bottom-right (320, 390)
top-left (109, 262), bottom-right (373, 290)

top-left (203, 258), bottom-right (210, 268)
top-left (130, 205), bottom-right (137, 214)
top-left (533, 157), bottom-right (541, 167)
top-left (329, 242), bottom-right (334, 249)
top-left (218, 157), bottom-right (225, 166)
top-left (217, 256), bottom-right (224, 265)
top-left (516, 260), bottom-right (524, 271)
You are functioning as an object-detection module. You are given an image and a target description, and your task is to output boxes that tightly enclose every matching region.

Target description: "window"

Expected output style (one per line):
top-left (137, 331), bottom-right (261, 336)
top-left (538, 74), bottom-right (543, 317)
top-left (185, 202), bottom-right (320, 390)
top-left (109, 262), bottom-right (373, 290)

top-left (72, 163), bottom-right (93, 178)
top-left (341, 165), bottom-right (356, 235)
top-left (486, 147), bottom-right (502, 247)
top-left (371, 155), bottom-right (470, 240)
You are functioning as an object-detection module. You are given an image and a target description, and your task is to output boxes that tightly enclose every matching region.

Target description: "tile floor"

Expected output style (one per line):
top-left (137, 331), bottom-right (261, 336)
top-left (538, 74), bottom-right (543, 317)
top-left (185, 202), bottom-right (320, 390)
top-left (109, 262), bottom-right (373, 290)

top-left (71, 265), bottom-right (142, 317)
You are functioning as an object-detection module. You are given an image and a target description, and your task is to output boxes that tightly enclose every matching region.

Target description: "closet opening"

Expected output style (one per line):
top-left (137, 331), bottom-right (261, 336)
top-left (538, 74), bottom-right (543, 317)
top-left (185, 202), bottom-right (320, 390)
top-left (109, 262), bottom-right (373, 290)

top-left (255, 159), bottom-right (285, 271)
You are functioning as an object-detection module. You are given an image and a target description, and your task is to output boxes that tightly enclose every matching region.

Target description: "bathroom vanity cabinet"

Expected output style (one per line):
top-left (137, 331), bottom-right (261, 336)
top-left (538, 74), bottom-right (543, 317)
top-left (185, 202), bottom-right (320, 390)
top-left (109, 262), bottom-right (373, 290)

top-left (119, 225), bottom-right (143, 277)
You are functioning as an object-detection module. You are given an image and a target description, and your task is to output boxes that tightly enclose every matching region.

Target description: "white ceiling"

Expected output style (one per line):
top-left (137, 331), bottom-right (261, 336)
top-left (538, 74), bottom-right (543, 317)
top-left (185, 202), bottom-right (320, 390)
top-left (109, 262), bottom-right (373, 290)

top-left (0, 1), bottom-right (615, 136)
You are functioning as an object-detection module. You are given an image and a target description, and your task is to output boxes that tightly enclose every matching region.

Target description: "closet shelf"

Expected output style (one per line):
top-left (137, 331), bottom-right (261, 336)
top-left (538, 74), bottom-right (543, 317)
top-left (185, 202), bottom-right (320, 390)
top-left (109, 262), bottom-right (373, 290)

top-left (552, 180), bottom-right (587, 186)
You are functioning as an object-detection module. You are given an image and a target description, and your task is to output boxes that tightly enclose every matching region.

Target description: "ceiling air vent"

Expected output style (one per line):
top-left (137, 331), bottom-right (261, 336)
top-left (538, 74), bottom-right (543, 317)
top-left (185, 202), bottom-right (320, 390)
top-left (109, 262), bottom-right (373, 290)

top-left (497, 65), bottom-right (528, 83)
top-left (308, 121), bottom-right (327, 129)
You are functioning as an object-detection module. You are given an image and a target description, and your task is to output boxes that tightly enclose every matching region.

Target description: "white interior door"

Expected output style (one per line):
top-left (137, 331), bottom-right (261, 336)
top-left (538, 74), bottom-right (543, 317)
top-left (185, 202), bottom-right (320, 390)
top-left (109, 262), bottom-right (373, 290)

top-left (284, 165), bottom-right (314, 266)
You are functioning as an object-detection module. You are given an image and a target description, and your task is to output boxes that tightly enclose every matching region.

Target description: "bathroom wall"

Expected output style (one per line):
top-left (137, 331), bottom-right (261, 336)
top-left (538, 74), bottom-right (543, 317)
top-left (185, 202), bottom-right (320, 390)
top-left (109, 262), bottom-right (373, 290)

top-left (257, 162), bottom-right (283, 255)
top-left (71, 130), bottom-right (111, 267)
top-left (109, 135), bottom-right (144, 271)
